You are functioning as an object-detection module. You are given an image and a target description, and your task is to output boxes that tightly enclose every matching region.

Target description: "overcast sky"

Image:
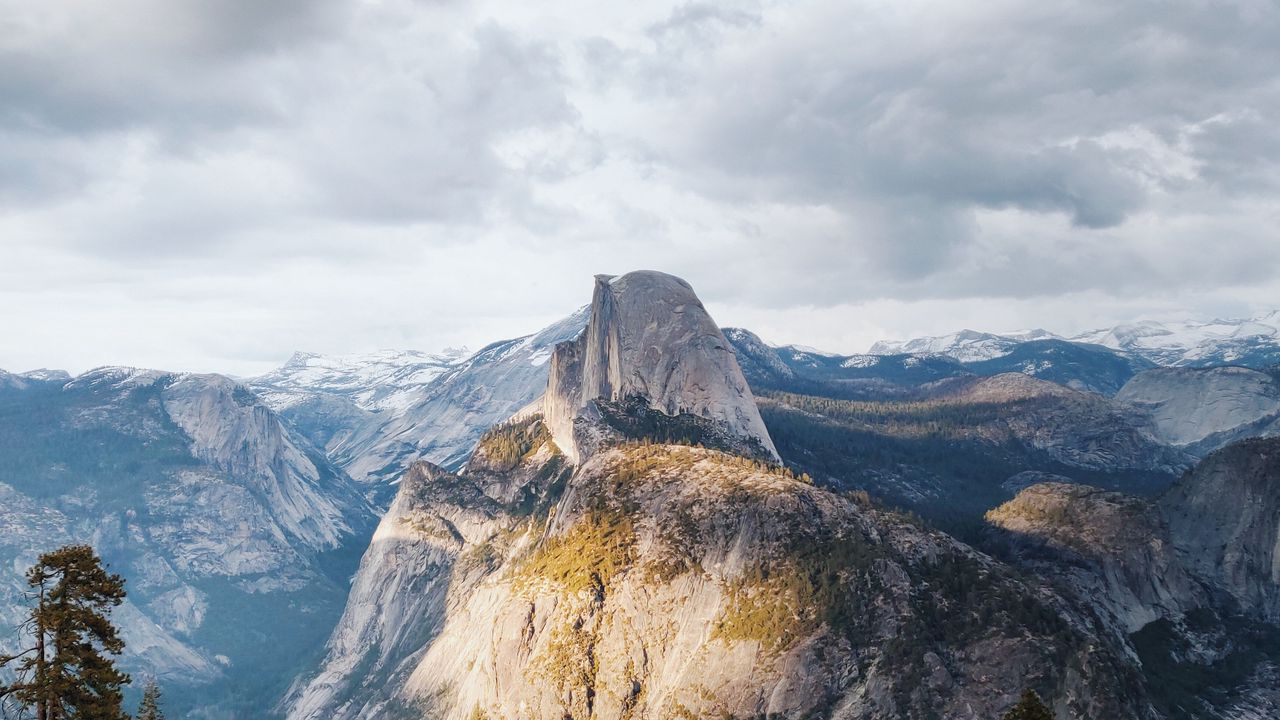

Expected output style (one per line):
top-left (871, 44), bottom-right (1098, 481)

top-left (3, 0), bottom-right (1279, 376)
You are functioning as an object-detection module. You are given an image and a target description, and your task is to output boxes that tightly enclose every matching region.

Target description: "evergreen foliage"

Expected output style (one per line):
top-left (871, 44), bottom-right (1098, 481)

top-left (0, 544), bottom-right (130, 720)
top-left (135, 678), bottom-right (164, 720)
top-left (474, 416), bottom-right (552, 472)
top-left (513, 509), bottom-right (635, 595)
top-left (1001, 689), bottom-right (1054, 720)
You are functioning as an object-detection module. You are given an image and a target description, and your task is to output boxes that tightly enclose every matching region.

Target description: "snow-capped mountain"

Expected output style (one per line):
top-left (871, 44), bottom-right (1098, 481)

top-left (250, 349), bottom-right (472, 487)
top-left (730, 329), bottom-right (1150, 397)
top-left (870, 311), bottom-right (1280, 370)
top-left (18, 368), bottom-right (72, 382)
top-left (253, 348), bottom-right (469, 415)
top-left (0, 368), bottom-right (376, 718)
top-left (1072, 311), bottom-right (1280, 367)
top-left (329, 308), bottom-right (590, 490)
top-left (869, 328), bottom-right (1060, 362)
top-left (250, 310), bottom-right (590, 506)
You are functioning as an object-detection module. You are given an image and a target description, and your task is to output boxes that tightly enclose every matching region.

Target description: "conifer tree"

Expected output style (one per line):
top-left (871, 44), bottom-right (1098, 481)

top-left (0, 544), bottom-right (129, 720)
top-left (135, 678), bottom-right (163, 720)
top-left (1001, 688), bottom-right (1054, 720)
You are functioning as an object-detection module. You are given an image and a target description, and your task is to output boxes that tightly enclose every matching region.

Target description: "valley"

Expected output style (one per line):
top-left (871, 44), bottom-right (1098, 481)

top-left (1, 272), bottom-right (1278, 719)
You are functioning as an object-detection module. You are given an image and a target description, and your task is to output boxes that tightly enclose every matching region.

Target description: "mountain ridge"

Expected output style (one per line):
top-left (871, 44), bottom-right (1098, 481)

top-left (870, 311), bottom-right (1280, 369)
top-left (0, 366), bottom-right (376, 717)
top-left (283, 270), bottom-right (1182, 720)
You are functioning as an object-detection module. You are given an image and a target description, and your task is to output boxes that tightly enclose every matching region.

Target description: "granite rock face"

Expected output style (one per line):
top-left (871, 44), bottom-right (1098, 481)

top-left (280, 461), bottom-right (509, 720)
top-left (398, 444), bottom-right (1146, 720)
top-left (986, 483), bottom-right (1203, 632)
top-left (989, 437), bottom-right (1280, 628)
top-left (544, 271), bottom-right (777, 463)
top-left (1117, 366), bottom-right (1280, 453)
top-left (1160, 437), bottom-right (1280, 622)
top-left (988, 437), bottom-right (1280, 717)
top-left (289, 436), bottom-right (1153, 720)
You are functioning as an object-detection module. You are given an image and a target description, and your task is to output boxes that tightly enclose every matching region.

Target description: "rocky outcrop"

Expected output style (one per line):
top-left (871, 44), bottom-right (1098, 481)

top-left (543, 272), bottom-right (777, 463)
top-left (287, 272), bottom-right (1167, 720)
top-left (986, 483), bottom-right (1203, 632)
top-left (1160, 437), bottom-right (1280, 622)
top-left (410, 444), bottom-right (1155, 720)
top-left (987, 437), bottom-right (1280, 717)
top-left (988, 437), bottom-right (1280, 629)
top-left (1117, 366), bottom-right (1280, 453)
top-left (281, 461), bottom-right (511, 719)
top-left (292, 439), bottom-right (1153, 720)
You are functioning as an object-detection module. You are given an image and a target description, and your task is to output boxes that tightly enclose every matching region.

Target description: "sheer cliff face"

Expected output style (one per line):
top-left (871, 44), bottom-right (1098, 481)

top-left (281, 461), bottom-right (509, 720)
top-left (285, 271), bottom-right (1157, 720)
top-left (544, 272), bottom-right (777, 464)
top-left (989, 437), bottom-right (1280, 628)
top-left (1160, 437), bottom-right (1280, 622)
top-left (986, 483), bottom-right (1204, 632)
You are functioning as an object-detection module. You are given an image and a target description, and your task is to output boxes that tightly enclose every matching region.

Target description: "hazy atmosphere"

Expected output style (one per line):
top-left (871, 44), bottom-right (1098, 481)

top-left (3, 0), bottom-right (1279, 375)
top-left (5, 5), bottom-right (1280, 720)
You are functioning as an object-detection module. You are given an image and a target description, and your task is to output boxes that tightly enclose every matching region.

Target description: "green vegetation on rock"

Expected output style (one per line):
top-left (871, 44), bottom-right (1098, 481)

top-left (1001, 689), bottom-right (1054, 720)
top-left (474, 415), bottom-right (554, 472)
top-left (513, 509), bottom-right (635, 595)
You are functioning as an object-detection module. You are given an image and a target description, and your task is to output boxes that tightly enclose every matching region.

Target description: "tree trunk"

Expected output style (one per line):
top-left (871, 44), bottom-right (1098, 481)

top-left (35, 584), bottom-right (45, 720)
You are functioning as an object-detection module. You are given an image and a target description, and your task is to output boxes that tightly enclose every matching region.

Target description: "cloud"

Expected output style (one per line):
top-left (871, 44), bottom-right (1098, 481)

top-left (2, 0), bottom-right (1279, 373)
top-left (572, 0), bottom-right (1280, 288)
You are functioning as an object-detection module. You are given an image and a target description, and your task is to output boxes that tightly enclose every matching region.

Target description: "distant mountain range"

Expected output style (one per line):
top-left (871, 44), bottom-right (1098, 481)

top-left (4, 291), bottom-right (1280, 719)
top-left (247, 311), bottom-right (588, 505)
top-left (870, 310), bottom-right (1280, 368)
top-left (229, 309), bottom-right (1280, 514)
top-left (255, 348), bottom-right (471, 415)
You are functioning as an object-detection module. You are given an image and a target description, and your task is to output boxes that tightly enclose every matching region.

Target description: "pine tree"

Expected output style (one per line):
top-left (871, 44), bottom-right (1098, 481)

top-left (135, 678), bottom-right (164, 720)
top-left (1001, 688), bottom-right (1054, 720)
top-left (0, 544), bottom-right (130, 720)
